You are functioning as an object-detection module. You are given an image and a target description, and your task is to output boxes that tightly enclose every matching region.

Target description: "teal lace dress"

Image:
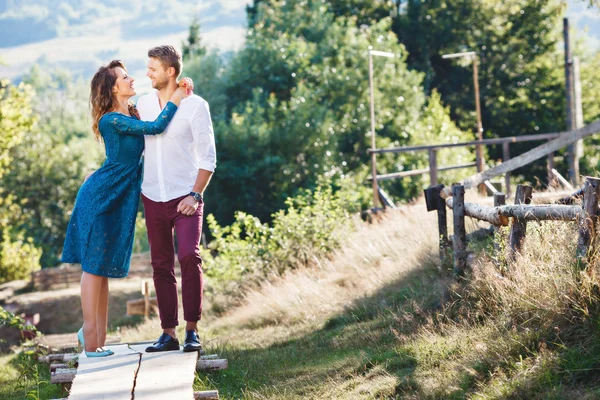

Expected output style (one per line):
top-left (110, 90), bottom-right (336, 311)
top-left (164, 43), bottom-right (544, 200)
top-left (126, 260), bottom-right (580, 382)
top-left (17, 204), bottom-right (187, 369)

top-left (62, 102), bottom-right (178, 278)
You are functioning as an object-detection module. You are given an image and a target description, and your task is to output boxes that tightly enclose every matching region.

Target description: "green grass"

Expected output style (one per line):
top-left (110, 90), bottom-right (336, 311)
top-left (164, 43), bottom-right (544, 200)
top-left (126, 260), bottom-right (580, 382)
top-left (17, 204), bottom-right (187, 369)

top-left (0, 351), bottom-right (63, 400)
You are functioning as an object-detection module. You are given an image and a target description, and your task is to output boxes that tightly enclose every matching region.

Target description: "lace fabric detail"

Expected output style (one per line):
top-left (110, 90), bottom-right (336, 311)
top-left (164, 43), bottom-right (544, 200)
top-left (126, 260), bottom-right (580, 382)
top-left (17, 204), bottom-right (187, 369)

top-left (62, 102), bottom-right (178, 277)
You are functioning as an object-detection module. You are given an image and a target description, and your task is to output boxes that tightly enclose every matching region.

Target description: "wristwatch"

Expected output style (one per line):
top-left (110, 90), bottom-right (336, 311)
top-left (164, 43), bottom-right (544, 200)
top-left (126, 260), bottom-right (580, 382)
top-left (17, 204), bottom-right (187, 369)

top-left (189, 191), bottom-right (203, 203)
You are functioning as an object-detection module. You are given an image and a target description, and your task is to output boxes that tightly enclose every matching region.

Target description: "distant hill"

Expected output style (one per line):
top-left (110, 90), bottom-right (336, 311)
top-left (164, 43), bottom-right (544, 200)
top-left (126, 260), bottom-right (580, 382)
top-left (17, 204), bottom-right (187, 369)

top-left (0, 0), bottom-right (598, 89)
top-left (0, 0), bottom-right (248, 91)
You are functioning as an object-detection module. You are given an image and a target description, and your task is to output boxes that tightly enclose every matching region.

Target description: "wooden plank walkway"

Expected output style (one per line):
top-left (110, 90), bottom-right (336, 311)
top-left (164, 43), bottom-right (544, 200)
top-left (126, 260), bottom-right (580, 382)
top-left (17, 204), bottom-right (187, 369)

top-left (67, 342), bottom-right (199, 400)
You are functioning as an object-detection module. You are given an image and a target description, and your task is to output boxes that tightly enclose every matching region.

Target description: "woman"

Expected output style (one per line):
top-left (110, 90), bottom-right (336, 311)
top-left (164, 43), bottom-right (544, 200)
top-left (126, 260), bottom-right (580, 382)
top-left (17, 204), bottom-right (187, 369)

top-left (62, 60), bottom-right (192, 357)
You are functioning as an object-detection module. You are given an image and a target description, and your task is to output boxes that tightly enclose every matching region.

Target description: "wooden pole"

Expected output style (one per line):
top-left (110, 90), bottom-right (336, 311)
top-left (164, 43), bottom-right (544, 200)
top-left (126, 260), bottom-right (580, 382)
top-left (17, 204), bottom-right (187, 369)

top-left (143, 281), bottom-right (150, 319)
top-left (369, 51), bottom-right (379, 208)
top-left (473, 56), bottom-right (486, 195)
top-left (576, 177), bottom-right (600, 263)
top-left (564, 18), bottom-right (578, 185)
top-left (452, 184), bottom-right (467, 275)
top-left (493, 192), bottom-right (506, 252)
top-left (502, 142), bottom-right (511, 196)
top-left (436, 185), bottom-right (449, 262)
top-left (428, 148), bottom-right (438, 186)
top-left (573, 56), bottom-right (584, 176)
top-left (508, 185), bottom-right (533, 261)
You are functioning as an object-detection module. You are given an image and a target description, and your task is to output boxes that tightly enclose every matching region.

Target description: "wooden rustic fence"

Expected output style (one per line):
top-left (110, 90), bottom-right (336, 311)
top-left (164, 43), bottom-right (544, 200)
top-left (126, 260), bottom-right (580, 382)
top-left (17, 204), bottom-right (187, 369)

top-left (422, 119), bottom-right (600, 273)
top-left (425, 179), bottom-right (598, 274)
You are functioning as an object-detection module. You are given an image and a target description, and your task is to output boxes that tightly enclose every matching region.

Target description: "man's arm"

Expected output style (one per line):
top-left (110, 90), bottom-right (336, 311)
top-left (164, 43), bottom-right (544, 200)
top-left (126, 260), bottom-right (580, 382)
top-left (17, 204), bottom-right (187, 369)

top-left (177, 169), bottom-right (213, 215)
top-left (177, 100), bottom-right (217, 216)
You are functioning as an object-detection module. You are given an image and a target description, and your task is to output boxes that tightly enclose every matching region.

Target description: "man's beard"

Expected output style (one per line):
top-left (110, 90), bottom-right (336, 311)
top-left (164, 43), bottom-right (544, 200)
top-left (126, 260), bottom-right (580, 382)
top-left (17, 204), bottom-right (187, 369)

top-left (153, 77), bottom-right (169, 90)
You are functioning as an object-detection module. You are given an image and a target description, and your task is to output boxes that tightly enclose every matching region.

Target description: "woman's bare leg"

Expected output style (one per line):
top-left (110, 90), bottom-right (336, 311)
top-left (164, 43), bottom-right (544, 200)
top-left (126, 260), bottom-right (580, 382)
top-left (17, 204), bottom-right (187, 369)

top-left (80, 271), bottom-right (103, 352)
top-left (96, 277), bottom-right (109, 348)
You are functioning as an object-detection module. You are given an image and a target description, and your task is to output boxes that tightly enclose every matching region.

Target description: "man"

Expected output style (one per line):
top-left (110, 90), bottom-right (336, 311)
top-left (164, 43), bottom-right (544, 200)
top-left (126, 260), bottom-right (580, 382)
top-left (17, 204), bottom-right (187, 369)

top-left (136, 45), bottom-right (216, 353)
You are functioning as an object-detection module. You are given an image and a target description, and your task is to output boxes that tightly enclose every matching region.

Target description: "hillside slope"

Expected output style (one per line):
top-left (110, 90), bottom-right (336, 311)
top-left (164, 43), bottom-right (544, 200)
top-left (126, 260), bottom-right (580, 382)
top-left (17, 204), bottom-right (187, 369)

top-left (166, 203), bottom-right (600, 399)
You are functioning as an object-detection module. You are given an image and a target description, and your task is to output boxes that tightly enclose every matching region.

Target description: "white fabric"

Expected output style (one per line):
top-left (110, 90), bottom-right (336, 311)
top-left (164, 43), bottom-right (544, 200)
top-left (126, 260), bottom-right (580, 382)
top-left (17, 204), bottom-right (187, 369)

top-left (137, 90), bottom-right (217, 202)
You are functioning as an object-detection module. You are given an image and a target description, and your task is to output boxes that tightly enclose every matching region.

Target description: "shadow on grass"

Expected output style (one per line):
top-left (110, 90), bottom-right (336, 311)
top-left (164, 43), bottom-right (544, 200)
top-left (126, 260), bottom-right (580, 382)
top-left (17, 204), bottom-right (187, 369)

top-left (197, 246), bottom-right (600, 399)
top-left (196, 248), bottom-right (452, 398)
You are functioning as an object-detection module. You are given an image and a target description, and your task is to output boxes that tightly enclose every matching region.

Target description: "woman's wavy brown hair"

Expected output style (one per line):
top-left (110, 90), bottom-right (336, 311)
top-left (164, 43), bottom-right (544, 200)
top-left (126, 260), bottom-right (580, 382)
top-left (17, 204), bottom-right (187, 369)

top-left (90, 60), bottom-right (138, 142)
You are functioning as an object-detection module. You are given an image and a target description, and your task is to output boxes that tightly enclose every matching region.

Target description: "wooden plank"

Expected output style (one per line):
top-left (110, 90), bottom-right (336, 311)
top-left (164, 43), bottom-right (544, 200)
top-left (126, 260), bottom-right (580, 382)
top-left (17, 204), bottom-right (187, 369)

top-left (130, 343), bottom-right (198, 400)
top-left (194, 391), bottom-right (219, 399)
top-left (51, 368), bottom-right (76, 384)
top-left (197, 359), bottom-right (228, 371)
top-left (460, 120), bottom-right (600, 191)
top-left (373, 162), bottom-right (476, 181)
top-left (370, 132), bottom-right (562, 154)
top-left (67, 344), bottom-right (141, 400)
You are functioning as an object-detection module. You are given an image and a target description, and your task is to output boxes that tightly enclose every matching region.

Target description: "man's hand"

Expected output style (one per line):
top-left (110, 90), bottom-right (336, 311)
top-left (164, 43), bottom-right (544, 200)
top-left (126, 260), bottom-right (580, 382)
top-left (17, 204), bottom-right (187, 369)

top-left (177, 196), bottom-right (199, 216)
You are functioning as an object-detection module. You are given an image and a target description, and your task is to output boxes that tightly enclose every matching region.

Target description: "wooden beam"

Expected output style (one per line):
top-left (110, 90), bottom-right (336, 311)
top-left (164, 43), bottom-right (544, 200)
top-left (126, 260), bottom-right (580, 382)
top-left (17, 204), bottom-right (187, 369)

top-left (194, 391), bottom-right (220, 399)
top-left (51, 368), bottom-right (76, 384)
top-left (498, 205), bottom-right (580, 221)
top-left (446, 197), bottom-right (509, 226)
top-left (197, 359), bottom-right (228, 371)
top-left (39, 353), bottom-right (78, 363)
top-left (369, 132), bottom-right (561, 154)
top-left (460, 120), bottom-right (600, 191)
top-left (372, 162), bottom-right (476, 181)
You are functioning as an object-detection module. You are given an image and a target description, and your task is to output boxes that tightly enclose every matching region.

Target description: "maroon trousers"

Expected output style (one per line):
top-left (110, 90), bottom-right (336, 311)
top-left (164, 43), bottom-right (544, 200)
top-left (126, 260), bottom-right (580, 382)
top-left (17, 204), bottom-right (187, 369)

top-left (142, 194), bottom-right (204, 329)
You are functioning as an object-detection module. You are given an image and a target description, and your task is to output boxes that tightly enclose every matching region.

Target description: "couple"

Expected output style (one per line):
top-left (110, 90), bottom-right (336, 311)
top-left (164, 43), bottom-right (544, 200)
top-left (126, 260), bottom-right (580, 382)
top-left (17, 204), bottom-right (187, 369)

top-left (62, 45), bottom-right (216, 357)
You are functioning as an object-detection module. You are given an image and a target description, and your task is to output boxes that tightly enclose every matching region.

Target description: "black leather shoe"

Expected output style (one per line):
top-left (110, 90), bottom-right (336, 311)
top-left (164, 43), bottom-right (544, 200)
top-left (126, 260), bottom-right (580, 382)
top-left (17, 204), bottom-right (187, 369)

top-left (145, 333), bottom-right (180, 352)
top-left (183, 330), bottom-right (202, 352)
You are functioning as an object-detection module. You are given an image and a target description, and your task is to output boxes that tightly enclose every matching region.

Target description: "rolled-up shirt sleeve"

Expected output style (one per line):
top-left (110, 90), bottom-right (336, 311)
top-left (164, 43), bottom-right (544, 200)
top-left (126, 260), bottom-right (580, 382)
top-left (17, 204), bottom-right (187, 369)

top-left (191, 101), bottom-right (217, 172)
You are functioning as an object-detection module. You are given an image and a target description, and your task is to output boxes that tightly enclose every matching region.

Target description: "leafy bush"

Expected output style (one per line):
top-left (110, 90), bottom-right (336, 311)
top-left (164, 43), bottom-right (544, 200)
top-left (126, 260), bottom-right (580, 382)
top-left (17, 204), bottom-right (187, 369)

top-left (203, 177), bottom-right (364, 291)
top-left (0, 229), bottom-right (41, 283)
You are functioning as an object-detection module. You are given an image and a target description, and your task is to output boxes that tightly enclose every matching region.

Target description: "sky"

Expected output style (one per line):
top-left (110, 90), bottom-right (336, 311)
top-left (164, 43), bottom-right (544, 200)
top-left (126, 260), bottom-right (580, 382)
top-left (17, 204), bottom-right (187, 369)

top-left (0, 0), bottom-right (598, 96)
top-left (0, 0), bottom-right (250, 93)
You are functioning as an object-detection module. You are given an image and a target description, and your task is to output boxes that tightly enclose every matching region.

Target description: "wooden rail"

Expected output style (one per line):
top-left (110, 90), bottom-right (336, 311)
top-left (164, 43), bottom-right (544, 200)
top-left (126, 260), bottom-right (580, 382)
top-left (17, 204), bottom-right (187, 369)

top-left (369, 118), bottom-right (600, 209)
top-left (425, 177), bottom-right (600, 274)
top-left (368, 132), bottom-right (563, 205)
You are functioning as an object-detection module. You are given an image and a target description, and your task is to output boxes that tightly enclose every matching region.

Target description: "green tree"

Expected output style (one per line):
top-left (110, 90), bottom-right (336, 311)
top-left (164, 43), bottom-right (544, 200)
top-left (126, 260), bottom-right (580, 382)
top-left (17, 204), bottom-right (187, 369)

top-left (0, 80), bottom-right (42, 282)
top-left (395, 0), bottom-right (566, 181)
top-left (4, 67), bottom-right (102, 268)
top-left (182, 16), bottom-right (206, 61)
top-left (204, 1), bottom-right (474, 224)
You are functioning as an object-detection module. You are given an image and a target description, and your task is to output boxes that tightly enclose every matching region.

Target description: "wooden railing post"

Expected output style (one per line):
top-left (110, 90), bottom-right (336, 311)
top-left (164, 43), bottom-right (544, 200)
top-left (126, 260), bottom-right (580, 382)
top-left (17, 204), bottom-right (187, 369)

top-left (424, 184), bottom-right (449, 263)
top-left (508, 184), bottom-right (533, 260)
top-left (437, 185), bottom-right (449, 262)
top-left (452, 184), bottom-right (467, 275)
top-left (502, 143), bottom-right (511, 196)
top-left (493, 192), bottom-right (506, 253)
top-left (576, 177), bottom-right (600, 264)
top-left (428, 148), bottom-right (438, 186)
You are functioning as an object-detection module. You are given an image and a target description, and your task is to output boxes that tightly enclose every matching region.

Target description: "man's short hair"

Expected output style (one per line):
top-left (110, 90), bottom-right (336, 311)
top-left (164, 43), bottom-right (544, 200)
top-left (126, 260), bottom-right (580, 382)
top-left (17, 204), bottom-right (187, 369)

top-left (148, 45), bottom-right (182, 77)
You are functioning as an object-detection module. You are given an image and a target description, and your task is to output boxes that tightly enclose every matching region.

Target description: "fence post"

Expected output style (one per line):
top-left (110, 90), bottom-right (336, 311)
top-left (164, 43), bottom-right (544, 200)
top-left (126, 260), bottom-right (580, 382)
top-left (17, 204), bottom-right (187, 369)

top-left (436, 185), bottom-right (449, 262)
top-left (428, 148), bottom-right (438, 186)
top-left (502, 143), bottom-right (511, 196)
top-left (508, 184), bottom-right (533, 261)
top-left (576, 177), bottom-right (600, 264)
top-left (452, 184), bottom-right (467, 276)
top-left (493, 192), bottom-right (506, 253)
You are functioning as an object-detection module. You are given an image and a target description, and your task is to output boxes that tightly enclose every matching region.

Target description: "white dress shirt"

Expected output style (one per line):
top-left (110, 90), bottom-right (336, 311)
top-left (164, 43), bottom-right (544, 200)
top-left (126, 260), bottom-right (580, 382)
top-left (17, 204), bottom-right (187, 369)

top-left (137, 90), bottom-right (217, 202)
